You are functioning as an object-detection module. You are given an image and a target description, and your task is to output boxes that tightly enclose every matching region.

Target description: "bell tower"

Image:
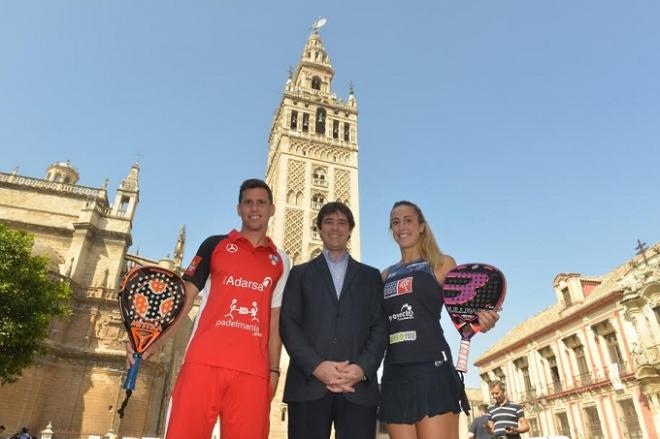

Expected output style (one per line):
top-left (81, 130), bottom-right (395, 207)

top-left (266, 21), bottom-right (361, 264)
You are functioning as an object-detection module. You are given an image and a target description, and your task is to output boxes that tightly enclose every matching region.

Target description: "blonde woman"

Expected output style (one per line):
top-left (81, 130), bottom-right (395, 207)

top-left (379, 201), bottom-right (498, 439)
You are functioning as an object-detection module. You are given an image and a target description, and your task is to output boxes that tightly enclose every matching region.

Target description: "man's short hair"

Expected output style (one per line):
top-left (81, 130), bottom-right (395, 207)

top-left (489, 380), bottom-right (506, 393)
top-left (0, 425), bottom-right (5, 431)
top-left (239, 179), bottom-right (273, 203)
top-left (316, 202), bottom-right (355, 230)
top-left (479, 403), bottom-right (489, 413)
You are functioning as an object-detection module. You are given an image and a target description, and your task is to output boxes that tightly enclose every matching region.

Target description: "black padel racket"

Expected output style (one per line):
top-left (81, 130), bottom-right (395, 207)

top-left (117, 265), bottom-right (185, 418)
top-left (443, 263), bottom-right (506, 373)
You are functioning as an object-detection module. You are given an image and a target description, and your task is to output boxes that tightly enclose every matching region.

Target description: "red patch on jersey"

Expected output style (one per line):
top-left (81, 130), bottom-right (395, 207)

top-left (185, 256), bottom-right (202, 277)
top-left (397, 277), bottom-right (413, 294)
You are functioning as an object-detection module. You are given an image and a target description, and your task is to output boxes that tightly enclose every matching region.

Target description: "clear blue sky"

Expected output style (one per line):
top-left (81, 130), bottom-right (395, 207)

top-left (2, 1), bottom-right (659, 387)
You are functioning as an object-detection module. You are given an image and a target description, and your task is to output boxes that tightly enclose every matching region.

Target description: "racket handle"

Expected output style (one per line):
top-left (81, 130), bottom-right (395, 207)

top-left (456, 339), bottom-right (471, 373)
top-left (123, 354), bottom-right (142, 391)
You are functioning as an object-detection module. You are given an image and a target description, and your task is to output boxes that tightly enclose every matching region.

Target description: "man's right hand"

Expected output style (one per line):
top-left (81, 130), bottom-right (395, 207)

top-left (125, 342), bottom-right (158, 369)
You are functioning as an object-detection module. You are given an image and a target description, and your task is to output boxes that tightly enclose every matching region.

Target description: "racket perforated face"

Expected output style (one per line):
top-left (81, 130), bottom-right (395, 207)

top-left (118, 266), bottom-right (185, 353)
top-left (443, 263), bottom-right (506, 338)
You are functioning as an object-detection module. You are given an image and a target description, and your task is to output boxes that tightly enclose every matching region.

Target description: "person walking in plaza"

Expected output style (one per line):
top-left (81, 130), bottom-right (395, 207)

top-left (280, 201), bottom-right (387, 439)
top-left (469, 404), bottom-right (494, 439)
top-left (486, 380), bottom-right (529, 439)
top-left (126, 178), bottom-right (291, 439)
top-left (379, 200), bottom-right (499, 439)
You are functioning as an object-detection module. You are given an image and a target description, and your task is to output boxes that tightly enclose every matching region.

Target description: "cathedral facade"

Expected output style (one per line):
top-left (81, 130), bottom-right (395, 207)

top-left (0, 162), bottom-right (190, 438)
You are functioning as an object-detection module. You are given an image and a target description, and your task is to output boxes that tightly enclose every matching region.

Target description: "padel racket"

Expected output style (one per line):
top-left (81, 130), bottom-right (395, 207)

top-left (443, 263), bottom-right (505, 373)
top-left (117, 265), bottom-right (185, 418)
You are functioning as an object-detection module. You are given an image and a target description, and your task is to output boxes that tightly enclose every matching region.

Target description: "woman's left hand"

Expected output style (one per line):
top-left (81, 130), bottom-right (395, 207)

top-left (478, 310), bottom-right (500, 332)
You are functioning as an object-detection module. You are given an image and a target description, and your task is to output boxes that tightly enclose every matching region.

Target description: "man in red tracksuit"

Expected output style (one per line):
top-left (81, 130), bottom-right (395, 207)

top-left (128, 179), bottom-right (290, 439)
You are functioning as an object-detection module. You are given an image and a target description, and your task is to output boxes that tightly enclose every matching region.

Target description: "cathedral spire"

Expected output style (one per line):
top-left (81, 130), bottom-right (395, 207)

top-left (111, 162), bottom-right (140, 218)
top-left (120, 162), bottom-right (140, 192)
top-left (173, 225), bottom-right (186, 268)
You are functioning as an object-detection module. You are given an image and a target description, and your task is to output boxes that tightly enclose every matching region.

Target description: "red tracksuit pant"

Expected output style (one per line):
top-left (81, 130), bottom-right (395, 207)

top-left (165, 363), bottom-right (272, 439)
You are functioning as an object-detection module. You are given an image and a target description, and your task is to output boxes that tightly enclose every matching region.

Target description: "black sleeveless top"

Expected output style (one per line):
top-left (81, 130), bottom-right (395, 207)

top-left (383, 259), bottom-right (451, 364)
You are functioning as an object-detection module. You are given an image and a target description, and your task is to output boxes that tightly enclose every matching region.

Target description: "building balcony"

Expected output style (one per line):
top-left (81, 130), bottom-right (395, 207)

top-left (312, 178), bottom-right (328, 188)
top-left (517, 388), bottom-right (537, 402)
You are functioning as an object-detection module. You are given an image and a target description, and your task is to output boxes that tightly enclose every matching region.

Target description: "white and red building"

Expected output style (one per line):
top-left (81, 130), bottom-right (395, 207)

top-left (475, 243), bottom-right (660, 438)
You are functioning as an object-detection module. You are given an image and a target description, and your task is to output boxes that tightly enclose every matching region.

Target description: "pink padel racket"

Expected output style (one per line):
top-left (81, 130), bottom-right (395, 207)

top-left (443, 263), bottom-right (506, 373)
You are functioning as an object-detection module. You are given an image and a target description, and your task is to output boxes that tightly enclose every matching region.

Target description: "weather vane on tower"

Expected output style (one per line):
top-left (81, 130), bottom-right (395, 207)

top-left (312, 17), bottom-right (327, 32)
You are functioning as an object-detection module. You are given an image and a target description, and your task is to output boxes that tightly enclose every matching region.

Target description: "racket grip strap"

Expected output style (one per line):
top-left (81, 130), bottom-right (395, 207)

top-left (123, 354), bottom-right (142, 391)
top-left (456, 339), bottom-right (471, 373)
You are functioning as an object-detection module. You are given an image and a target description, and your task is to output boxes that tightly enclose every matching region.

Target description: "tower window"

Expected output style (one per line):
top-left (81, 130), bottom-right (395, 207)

top-left (119, 196), bottom-right (130, 216)
top-left (290, 111), bottom-right (298, 129)
top-left (332, 120), bottom-right (339, 139)
top-left (344, 123), bottom-right (350, 141)
top-left (312, 168), bottom-right (327, 187)
top-left (302, 113), bottom-right (309, 132)
top-left (311, 76), bottom-right (322, 91)
top-left (316, 108), bottom-right (326, 135)
top-left (562, 287), bottom-right (572, 306)
top-left (312, 193), bottom-right (325, 210)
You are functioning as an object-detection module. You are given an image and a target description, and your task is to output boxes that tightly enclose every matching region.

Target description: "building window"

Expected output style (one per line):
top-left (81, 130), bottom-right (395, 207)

top-left (302, 113), bottom-right (310, 132)
top-left (573, 346), bottom-right (592, 386)
top-left (618, 399), bottom-right (643, 438)
top-left (119, 196), bottom-right (130, 216)
top-left (583, 407), bottom-right (604, 439)
top-left (311, 76), bottom-right (321, 90)
top-left (332, 120), bottom-right (339, 139)
top-left (562, 287), bottom-right (572, 306)
top-left (556, 412), bottom-right (571, 436)
top-left (344, 122), bottom-right (350, 141)
top-left (604, 332), bottom-right (625, 370)
top-left (528, 418), bottom-right (541, 437)
top-left (312, 193), bottom-right (325, 210)
top-left (492, 367), bottom-right (506, 386)
top-left (521, 366), bottom-right (535, 400)
top-left (312, 168), bottom-right (328, 187)
top-left (311, 222), bottom-right (320, 241)
top-left (290, 110), bottom-right (298, 129)
top-left (316, 108), bottom-right (326, 135)
top-left (548, 356), bottom-right (562, 393)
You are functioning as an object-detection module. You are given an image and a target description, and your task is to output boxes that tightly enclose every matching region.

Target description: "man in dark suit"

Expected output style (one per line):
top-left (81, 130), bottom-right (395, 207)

top-left (280, 202), bottom-right (387, 439)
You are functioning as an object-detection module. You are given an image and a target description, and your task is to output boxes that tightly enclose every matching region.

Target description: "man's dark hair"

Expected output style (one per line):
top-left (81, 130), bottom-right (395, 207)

top-left (489, 380), bottom-right (506, 393)
top-left (238, 179), bottom-right (273, 203)
top-left (0, 425), bottom-right (5, 431)
top-left (316, 202), bottom-right (355, 230)
top-left (479, 403), bottom-right (488, 413)
top-left (21, 427), bottom-right (28, 433)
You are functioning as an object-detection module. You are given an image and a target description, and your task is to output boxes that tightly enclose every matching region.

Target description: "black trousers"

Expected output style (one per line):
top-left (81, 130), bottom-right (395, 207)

top-left (287, 392), bottom-right (377, 439)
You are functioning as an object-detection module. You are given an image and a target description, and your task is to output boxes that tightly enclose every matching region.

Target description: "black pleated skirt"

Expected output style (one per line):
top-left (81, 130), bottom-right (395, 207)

top-left (378, 359), bottom-right (470, 424)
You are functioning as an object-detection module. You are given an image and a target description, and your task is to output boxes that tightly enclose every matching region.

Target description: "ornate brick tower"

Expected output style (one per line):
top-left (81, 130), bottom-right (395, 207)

top-left (266, 23), bottom-right (361, 265)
